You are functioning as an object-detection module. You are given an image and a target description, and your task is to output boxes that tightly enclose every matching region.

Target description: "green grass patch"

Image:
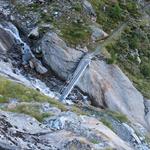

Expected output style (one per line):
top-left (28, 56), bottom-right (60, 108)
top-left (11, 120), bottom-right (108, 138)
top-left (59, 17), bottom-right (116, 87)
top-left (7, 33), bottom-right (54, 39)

top-left (90, 0), bottom-right (141, 32)
top-left (100, 118), bottom-right (113, 130)
top-left (145, 135), bottom-right (150, 145)
top-left (15, 3), bottom-right (41, 13)
top-left (61, 22), bottom-right (91, 46)
top-left (73, 2), bottom-right (83, 12)
top-left (106, 110), bottom-right (128, 122)
top-left (71, 106), bottom-right (89, 115)
top-left (0, 76), bottom-right (67, 111)
top-left (106, 21), bottom-right (150, 99)
top-left (5, 104), bottom-right (53, 122)
top-left (90, 139), bottom-right (99, 144)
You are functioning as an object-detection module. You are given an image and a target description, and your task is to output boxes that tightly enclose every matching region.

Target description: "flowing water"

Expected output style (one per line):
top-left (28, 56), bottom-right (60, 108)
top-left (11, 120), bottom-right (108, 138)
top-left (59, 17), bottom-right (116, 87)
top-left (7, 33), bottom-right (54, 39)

top-left (0, 22), bottom-right (59, 99)
top-left (0, 22), bottom-right (34, 64)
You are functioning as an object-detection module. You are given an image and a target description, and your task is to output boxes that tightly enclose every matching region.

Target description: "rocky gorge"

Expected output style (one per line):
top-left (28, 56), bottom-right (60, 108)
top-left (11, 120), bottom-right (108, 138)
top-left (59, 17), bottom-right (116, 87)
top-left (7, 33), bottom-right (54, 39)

top-left (0, 0), bottom-right (150, 149)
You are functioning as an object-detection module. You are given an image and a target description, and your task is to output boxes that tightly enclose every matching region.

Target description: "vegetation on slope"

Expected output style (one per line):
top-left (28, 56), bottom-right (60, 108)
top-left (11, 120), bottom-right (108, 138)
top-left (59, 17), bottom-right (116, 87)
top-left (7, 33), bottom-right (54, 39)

top-left (106, 19), bottom-right (150, 98)
top-left (0, 76), bottom-right (67, 110)
top-left (90, 0), bottom-right (141, 32)
top-left (14, 0), bottom-right (141, 46)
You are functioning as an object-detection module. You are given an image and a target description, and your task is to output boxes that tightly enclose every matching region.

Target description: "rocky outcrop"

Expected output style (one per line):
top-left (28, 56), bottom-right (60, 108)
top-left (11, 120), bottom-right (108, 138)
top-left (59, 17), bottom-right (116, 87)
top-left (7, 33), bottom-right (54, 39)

top-left (0, 110), bottom-right (133, 150)
top-left (90, 25), bottom-right (108, 42)
top-left (0, 21), bottom-right (48, 74)
top-left (28, 27), bottom-right (39, 39)
top-left (144, 100), bottom-right (150, 127)
top-left (0, 110), bottom-right (92, 150)
top-left (29, 57), bottom-right (48, 74)
top-left (0, 0), bottom-right (10, 17)
top-left (77, 60), bottom-right (147, 128)
top-left (44, 111), bottom-right (132, 150)
top-left (39, 32), bottom-right (86, 79)
top-left (14, 0), bottom-right (34, 6)
top-left (39, 32), bottom-right (148, 129)
top-left (82, 0), bottom-right (96, 17)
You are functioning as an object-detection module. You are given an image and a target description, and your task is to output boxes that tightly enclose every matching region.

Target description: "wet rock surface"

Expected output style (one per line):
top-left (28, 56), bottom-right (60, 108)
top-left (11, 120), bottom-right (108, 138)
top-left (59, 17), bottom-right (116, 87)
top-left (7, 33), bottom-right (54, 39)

top-left (0, 20), bottom-right (89, 102)
top-left (0, 0), bottom-right (150, 149)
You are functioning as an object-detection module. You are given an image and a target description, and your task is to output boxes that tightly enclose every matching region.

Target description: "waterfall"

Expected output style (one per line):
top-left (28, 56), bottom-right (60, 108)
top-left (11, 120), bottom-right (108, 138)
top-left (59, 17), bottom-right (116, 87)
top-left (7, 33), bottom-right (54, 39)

top-left (0, 22), bottom-right (59, 99)
top-left (0, 22), bottom-right (34, 65)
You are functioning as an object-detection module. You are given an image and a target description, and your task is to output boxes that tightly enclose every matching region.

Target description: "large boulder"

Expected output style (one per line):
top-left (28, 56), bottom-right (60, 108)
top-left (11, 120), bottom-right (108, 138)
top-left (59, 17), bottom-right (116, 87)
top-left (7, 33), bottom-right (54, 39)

top-left (44, 111), bottom-right (132, 150)
top-left (0, 110), bottom-right (133, 150)
top-left (82, 0), bottom-right (96, 16)
top-left (77, 60), bottom-right (147, 127)
top-left (39, 32), bottom-right (148, 128)
top-left (0, 110), bottom-right (92, 150)
top-left (40, 32), bottom-right (85, 79)
top-left (90, 25), bottom-right (108, 42)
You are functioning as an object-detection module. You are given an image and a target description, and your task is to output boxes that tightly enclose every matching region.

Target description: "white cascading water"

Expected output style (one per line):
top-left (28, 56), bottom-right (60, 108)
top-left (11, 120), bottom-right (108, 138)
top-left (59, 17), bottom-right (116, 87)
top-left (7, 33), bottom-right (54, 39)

top-left (0, 22), bottom-right (34, 64)
top-left (0, 22), bottom-right (59, 99)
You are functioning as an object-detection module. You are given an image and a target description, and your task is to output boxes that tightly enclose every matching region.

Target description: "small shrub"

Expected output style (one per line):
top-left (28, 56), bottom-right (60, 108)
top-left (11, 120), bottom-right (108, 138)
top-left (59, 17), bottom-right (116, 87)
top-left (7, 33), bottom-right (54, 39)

top-left (129, 35), bottom-right (140, 49)
top-left (73, 3), bottom-right (82, 12)
top-left (0, 95), bottom-right (7, 103)
top-left (140, 63), bottom-right (150, 77)
top-left (107, 50), bottom-right (118, 64)
top-left (126, 1), bottom-right (140, 17)
top-left (110, 3), bottom-right (122, 19)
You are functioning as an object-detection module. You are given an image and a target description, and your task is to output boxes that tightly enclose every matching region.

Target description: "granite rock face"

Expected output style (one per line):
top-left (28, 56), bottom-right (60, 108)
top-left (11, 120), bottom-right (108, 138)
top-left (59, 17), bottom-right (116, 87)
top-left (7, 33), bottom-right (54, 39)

top-left (0, 110), bottom-right (132, 150)
top-left (0, 22), bottom-right (16, 57)
top-left (90, 25), bottom-right (108, 41)
top-left (82, 0), bottom-right (96, 16)
top-left (39, 32), bottom-right (148, 129)
top-left (77, 60), bottom-right (147, 128)
top-left (44, 111), bottom-right (132, 150)
top-left (0, 0), bottom-right (150, 149)
top-left (40, 32), bottom-right (85, 79)
top-left (0, 110), bottom-right (91, 150)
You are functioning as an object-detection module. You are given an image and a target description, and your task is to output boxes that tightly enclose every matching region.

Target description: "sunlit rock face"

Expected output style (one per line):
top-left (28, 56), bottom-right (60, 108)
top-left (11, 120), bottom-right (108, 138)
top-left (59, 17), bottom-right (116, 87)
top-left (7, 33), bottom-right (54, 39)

top-left (0, 110), bottom-right (132, 150)
top-left (77, 60), bottom-right (147, 128)
top-left (0, 0), bottom-right (150, 149)
top-left (36, 30), bottom-right (149, 130)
